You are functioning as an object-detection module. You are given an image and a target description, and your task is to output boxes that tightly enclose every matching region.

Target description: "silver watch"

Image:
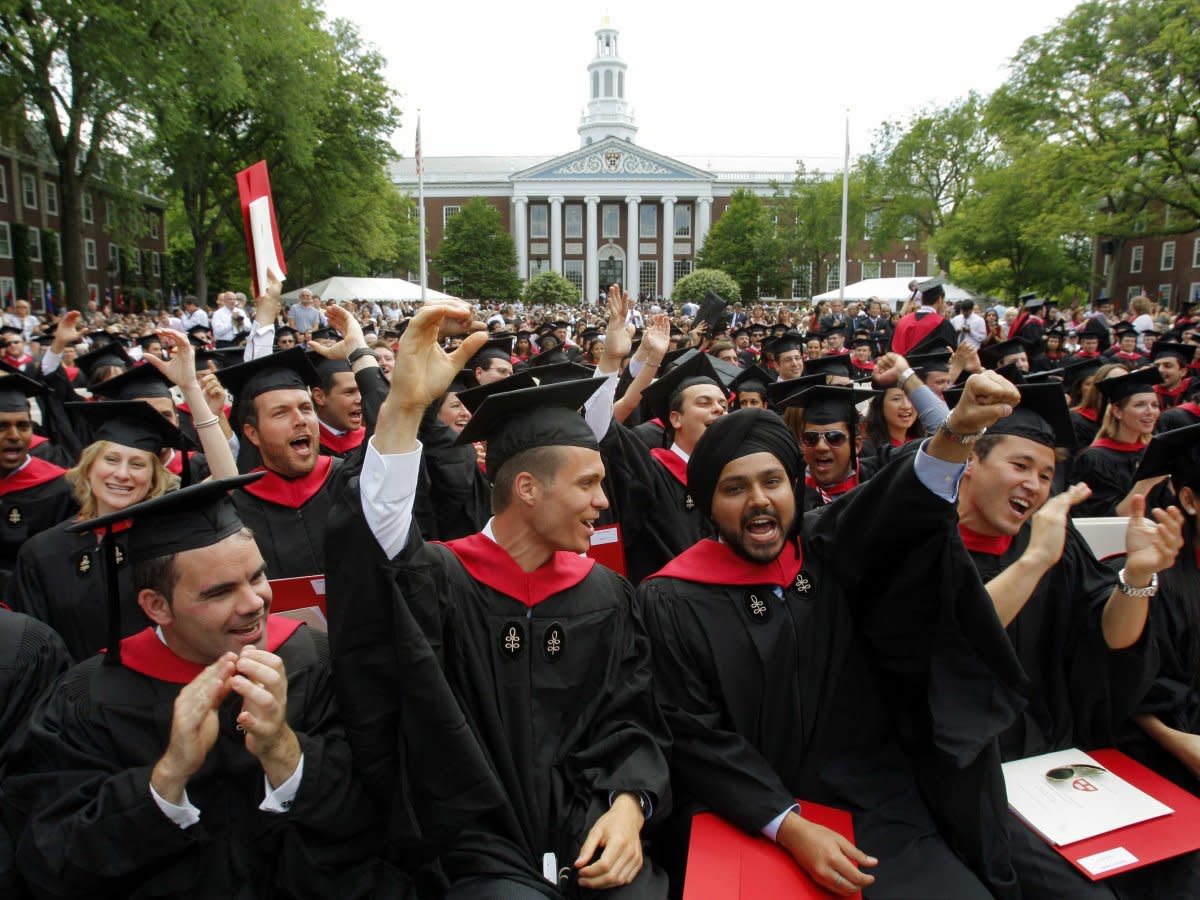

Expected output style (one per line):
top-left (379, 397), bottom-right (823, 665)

top-left (938, 420), bottom-right (986, 445)
top-left (1116, 568), bottom-right (1158, 598)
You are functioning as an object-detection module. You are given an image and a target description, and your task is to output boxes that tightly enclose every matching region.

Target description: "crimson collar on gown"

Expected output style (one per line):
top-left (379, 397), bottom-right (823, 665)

top-left (1155, 379), bottom-right (1190, 400)
top-left (1076, 406), bottom-right (1099, 422)
top-left (804, 468), bottom-right (858, 502)
top-left (959, 523), bottom-right (1013, 556)
top-left (241, 455), bottom-right (334, 509)
top-left (112, 616), bottom-right (302, 684)
top-left (1178, 402), bottom-right (1200, 419)
top-left (318, 421), bottom-right (365, 455)
top-left (0, 455), bottom-right (65, 497)
top-left (1092, 437), bottom-right (1146, 453)
top-left (440, 531), bottom-right (594, 607)
top-left (650, 446), bottom-right (688, 487)
top-left (648, 537), bottom-right (803, 589)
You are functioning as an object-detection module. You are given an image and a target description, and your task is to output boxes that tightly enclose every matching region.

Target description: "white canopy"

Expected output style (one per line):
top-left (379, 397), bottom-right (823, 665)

top-left (281, 276), bottom-right (458, 303)
top-left (813, 277), bottom-right (975, 307)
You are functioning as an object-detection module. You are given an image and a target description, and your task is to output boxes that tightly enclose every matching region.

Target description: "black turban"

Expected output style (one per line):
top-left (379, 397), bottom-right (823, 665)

top-left (687, 409), bottom-right (802, 518)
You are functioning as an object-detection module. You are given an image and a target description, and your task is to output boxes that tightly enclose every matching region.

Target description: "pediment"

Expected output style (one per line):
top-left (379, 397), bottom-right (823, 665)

top-left (513, 137), bottom-right (713, 182)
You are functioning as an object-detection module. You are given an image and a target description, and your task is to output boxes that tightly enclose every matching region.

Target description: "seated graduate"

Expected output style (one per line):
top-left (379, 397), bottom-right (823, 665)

top-left (951, 382), bottom-right (1192, 899)
top-left (638, 372), bottom-right (1031, 899)
top-left (0, 477), bottom-right (402, 899)
top-left (327, 300), bottom-right (670, 898)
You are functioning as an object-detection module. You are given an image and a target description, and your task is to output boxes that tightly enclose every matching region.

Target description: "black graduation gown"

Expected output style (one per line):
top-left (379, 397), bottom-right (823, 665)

top-left (0, 459), bottom-right (78, 599)
top-left (317, 423), bottom-right (367, 460)
top-left (8, 520), bottom-right (140, 663)
top-left (417, 420), bottom-right (491, 542)
top-left (0, 621), bottom-right (407, 900)
top-left (599, 423), bottom-right (714, 585)
top-left (639, 456), bottom-right (1029, 900)
top-left (325, 484), bottom-right (670, 898)
top-left (1071, 443), bottom-right (1143, 517)
top-left (1157, 401), bottom-right (1200, 433)
top-left (1070, 409), bottom-right (1101, 452)
top-left (231, 455), bottom-right (344, 580)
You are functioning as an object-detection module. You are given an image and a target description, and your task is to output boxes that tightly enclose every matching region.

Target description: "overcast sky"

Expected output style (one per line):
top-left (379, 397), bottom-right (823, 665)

top-left (325, 0), bottom-right (1082, 168)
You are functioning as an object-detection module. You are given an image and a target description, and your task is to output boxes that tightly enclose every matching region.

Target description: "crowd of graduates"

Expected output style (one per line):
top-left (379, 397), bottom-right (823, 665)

top-left (0, 272), bottom-right (1197, 899)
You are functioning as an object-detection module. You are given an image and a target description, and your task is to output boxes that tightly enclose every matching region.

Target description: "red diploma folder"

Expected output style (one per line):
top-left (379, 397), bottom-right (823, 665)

top-left (683, 803), bottom-right (860, 899)
top-left (586, 523), bottom-right (627, 577)
top-left (268, 575), bottom-right (326, 632)
top-left (1029, 748), bottom-right (1200, 880)
top-left (235, 160), bottom-right (287, 297)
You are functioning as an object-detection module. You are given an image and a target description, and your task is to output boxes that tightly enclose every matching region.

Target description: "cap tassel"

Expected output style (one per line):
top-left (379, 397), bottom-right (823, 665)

top-left (102, 524), bottom-right (122, 667)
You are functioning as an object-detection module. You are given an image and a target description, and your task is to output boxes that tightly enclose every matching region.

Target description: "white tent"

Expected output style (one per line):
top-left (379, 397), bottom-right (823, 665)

top-left (280, 276), bottom-right (458, 303)
top-left (813, 277), bottom-right (975, 309)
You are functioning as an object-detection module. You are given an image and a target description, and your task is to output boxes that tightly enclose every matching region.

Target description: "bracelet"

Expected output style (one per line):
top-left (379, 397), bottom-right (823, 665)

top-left (192, 416), bottom-right (221, 429)
top-left (1116, 567), bottom-right (1158, 598)
top-left (896, 367), bottom-right (917, 390)
top-left (938, 420), bottom-right (986, 445)
top-left (347, 347), bottom-right (378, 364)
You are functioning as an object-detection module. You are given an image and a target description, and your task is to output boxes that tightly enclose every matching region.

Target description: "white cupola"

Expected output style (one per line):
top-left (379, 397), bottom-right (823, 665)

top-left (578, 18), bottom-right (637, 146)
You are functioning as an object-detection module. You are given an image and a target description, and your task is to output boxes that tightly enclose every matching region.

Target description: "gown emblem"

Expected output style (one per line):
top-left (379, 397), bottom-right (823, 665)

top-left (7, 506), bottom-right (20, 525)
top-left (77, 552), bottom-right (92, 575)
top-left (794, 572), bottom-right (812, 594)
top-left (744, 592), bottom-right (771, 622)
top-left (501, 622), bottom-right (524, 658)
top-left (685, 493), bottom-right (695, 510)
top-left (543, 623), bottom-right (566, 662)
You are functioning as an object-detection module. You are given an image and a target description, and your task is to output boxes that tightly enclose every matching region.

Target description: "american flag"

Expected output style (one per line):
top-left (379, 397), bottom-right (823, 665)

top-left (414, 115), bottom-right (422, 176)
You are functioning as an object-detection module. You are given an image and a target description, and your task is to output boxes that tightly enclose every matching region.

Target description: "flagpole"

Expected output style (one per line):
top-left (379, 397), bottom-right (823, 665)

top-left (838, 109), bottom-right (849, 304)
top-left (417, 110), bottom-right (427, 304)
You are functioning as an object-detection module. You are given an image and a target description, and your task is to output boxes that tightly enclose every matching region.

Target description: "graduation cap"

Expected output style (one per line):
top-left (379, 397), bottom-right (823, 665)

top-left (774, 382), bottom-right (878, 422)
top-left (530, 361), bottom-right (595, 386)
top-left (75, 342), bottom-right (133, 382)
top-left (31, 333), bottom-right (56, 348)
top-left (766, 373), bottom-right (825, 407)
top-left (456, 370), bottom-right (537, 413)
top-left (67, 400), bottom-right (198, 454)
top-left (694, 290), bottom-right (729, 332)
top-left (917, 276), bottom-right (945, 300)
top-left (907, 331), bottom-right (953, 358)
top-left (980, 338), bottom-right (1029, 370)
top-left (1151, 342), bottom-right (1196, 365)
top-left (67, 473), bottom-right (265, 667)
top-left (1020, 293), bottom-right (1046, 310)
top-left (470, 335), bottom-right (515, 364)
top-left (730, 364), bottom-right (774, 399)
top-left (195, 347), bottom-right (245, 371)
top-left (455, 379), bottom-right (604, 478)
top-left (0, 325), bottom-right (24, 341)
top-left (1133, 424), bottom-right (1200, 488)
top-left (945, 382), bottom-right (1074, 449)
top-left (215, 347), bottom-right (320, 420)
top-left (88, 363), bottom-right (174, 401)
top-left (1112, 322), bottom-right (1138, 339)
top-left (848, 337), bottom-right (874, 351)
top-left (310, 326), bottom-right (340, 342)
top-left (0, 369), bottom-right (47, 413)
top-left (1095, 366), bottom-right (1162, 403)
top-left (274, 325), bottom-right (300, 343)
top-left (307, 352), bottom-right (353, 389)
top-left (908, 348), bottom-right (953, 376)
top-left (762, 332), bottom-right (805, 358)
top-left (1024, 368), bottom-right (1065, 384)
top-left (187, 323), bottom-right (212, 338)
top-left (136, 333), bottom-right (164, 351)
top-left (527, 348), bottom-right (570, 369)
top-left (803, 354), bottom-right (855, 381)
top-left (1061, 356), bottom-right (1105, 389)
top-left (641, 351), bottom-right (724, 425)
top-left (534, 323), bottom-right (556, 339)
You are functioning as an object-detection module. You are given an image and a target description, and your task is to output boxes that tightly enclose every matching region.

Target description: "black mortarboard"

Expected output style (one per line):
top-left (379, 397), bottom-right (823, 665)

top-left (848, 337), bottom-right (874, 351)
top-left (456, 370), bottom-right (537, 413)
top-left (195, 347), bottom-right (245, 371)
top-left (908, 349), bottom-right (953, 375)
top-left (75, 343), bottom-right (133, 381)
top-left (0, 369), bottom-right (46, 413)
top-left (310, 326), bottom-right (340, 342)
top-left (1021, 294), bottom-right (1046, 310)
top-left (0, 326), bottom-right (23, 340)
top-left (762, 332), bottom-right (805, 357)
top-left (551, 319), bottom-right (570, 330)
top-left (455, 379), bottom-right (604, 478)
top-left (215, 347), bottom-right (319, 419)
top-left (1113, 322), bottom-right (1138, 338)
top-left (946, 382), bottom-right (1074, 449)
top-left (531, 361), bottom-right (595, 386)
top-left (136, 334), bottom-right (163, 350)
top-left (1151, 342), bottom-right (1196, 365)
top-left (1061, 356), bottom-right (1105, 389)
top-left (308, 352), bottom-right (353, 387)
top-left (775, 384), bottom-right (876, 424)
top-left (31, 334), bottom-right (55, 347)
top-left (274, 325), bottom-right (300, 342)
top-left (641, 351), bottom-right (723, 425)
top-left (666, 349), bottom-right (740, 388)
top-left (803, 354), bottom-right (855, 381)
top-left (1134, 424), bottom-right (1200, 488)
top-left (187, 324), bottom-right (212, 338)
top-left (908, 331), bottom-right (953, 358)
top-left (1078, 317), bottom-right (1111, 350)
top-left (1096, 367), bottom-right (1162, 403)
top-left (730, 364), bottom-right (774, 398)
top-left (527, 348), bottom-right (570, 369)
top-left (67, 473), bottom-right (265, 667)
top-left (471, 335), bottom-right (515, 364)
top-left (67, 400), bottom-right (198, 454)
top-left (980, 338), bottom-right (1029, 369)
top-left (89, 363), bottom-right (174, 401)
top-left (694, 290), bottom-right (729, 332)
top-left (917, 276), bottom-right (945, 300)
top-left (766, 373), bottom-right (825, 407)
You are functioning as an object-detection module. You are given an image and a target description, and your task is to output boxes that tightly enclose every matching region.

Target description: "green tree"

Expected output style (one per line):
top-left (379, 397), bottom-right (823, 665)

top-left (697, 189), bottom-right (782, 299)
top-left (10, 223), bottom-right (30, 301)
top-left (671, 268), bottom-right (740, 306)
top-left (0, 0), bottom-right (164, 309)
top-left (776, 166), bottom-right (866, 299)
top-left (523, 270), bottom-right (580, 306)
top-left (432, 198), bottom-right (521, 300)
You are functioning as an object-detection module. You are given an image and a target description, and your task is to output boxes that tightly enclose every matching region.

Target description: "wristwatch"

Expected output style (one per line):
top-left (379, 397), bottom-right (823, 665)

top-left (347, 347), bottom-right (378, 364)
top-left (1116, 567), bottom-right (1158, 598)
top-left (897, 367), bottom-right (918, 390)
top-left (938, 420), bottom-right (986, 445)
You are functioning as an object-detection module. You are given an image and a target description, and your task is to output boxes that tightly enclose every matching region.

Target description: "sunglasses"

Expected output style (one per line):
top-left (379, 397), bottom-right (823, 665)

top-left (800, 430), bottom-right (850, 449)
top-left (1046, 763), bottom-right (1106, 781)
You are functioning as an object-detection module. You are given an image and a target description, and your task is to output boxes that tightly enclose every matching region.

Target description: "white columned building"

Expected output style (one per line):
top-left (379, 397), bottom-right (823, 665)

top-left (512, 196), bottom-right (528, 282)
top-left (625, 195), bottom-right (640, 295)
top-left (548, 195), bottom-right (564, 274)
top-left (585, 196), bottom-right (600, 301)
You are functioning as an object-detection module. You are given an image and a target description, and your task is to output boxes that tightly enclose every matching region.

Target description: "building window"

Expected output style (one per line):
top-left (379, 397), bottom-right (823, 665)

top-left (1130, 245), bottom-right (1143, 273)
top-left (602, 204), bottom-right (620, 239)
top-left (673, 259), bottom-right (692, 287)
top-left (1158, 284), bottom-right (1173, 304)
top-left (639, 205), bottom-right (656, 238)
top-left (1126, 285), bottom-right (1143, 300)
top-left (0, 168), bottom-right (6, 203)
top-left (864, 209), bottom-right (881, 232)
top-left (529, 204), bottom-right (548, 239)
top-left (1189, 282), bottom-right (1200, 303)
top-left (151, 250), bottom-right (161, 276)
top-left (563, 259), bottom-right (584, 297)
top-left (639, 260), bottom-right (658, 300)
top-left (442, 205), bottom-right (460, 228)
top-left (528, 259), bottom-right (549, 280)
top-left (0, 278), bottom-right (12, 302)
top-left (86, 283), bottom-right (98, 303)
top-left (21, 173), bottom-right (37, 209)
top-left (565, 204), bottom-right (583, 239)
top-left (861, 260), bottom-right (882, 280)
top-left (604, 69), bottom-right (613, 97)
top-left (131, 247), bottom-right (141, 274)
top-left (44, 182), bottom-right (57, 215)
top-left (1162, 241), bottom-right (1175, 271)
top-left (54, 232), bottom-right (61, 264)
top-left (108, 243), bottom-right (120, 273)
top-left (592, 71), bottom-right (599, 99)
top-left (85, 239), bottom-right (97, 269)
top-left (1103, 253), bottom-right (1111, 276)
top-left (149, 212), bottom-right (160, 239)
top-left (674, 204), bottom-right (692, 238)
top-left (30, 279), bottom-right (43, 306)
top-left (618, 71), bottom-right (625, 98)
top-left (27, 227), bottom-right (40, 262)
top-left (895, 261), bottom-right (916, 279)
top-left (792, 263), bottom-right (812, 299)
top-left (0, 223), bottom-right (10, 259)
top-left (1193, 238), bottom-right (1200, 268)
top-left (826, 268), bottom-right (841, 292)
top-left (82, 192), bottom-right (94, 223)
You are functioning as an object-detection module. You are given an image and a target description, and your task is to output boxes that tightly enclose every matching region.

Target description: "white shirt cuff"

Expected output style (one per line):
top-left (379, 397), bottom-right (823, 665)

top-left (150, 782), bottom-right (202, 829)
top-left (913, 440), bottom-right (966, 503)
top-left (361, 436), bottom-right (422, 559)
top-left (763, 803), bottom-right (801, 842)
top-left (259, 754), bottom-right (304, 813)
top-left (40, 348), bottom-right (62, 376)
top-left (584, 370), bottom-right (619, 441)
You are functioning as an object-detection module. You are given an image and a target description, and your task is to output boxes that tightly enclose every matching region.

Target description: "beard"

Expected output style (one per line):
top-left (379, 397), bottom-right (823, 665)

top-left (714, 505), bottom-right (794, 564)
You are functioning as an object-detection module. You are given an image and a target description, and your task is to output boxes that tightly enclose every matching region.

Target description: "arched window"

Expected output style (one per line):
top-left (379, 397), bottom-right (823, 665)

top-left (618, 71), bottom-right (624, 98)
top-left (592, 71), bottom-right (599, 99)
top-left (604, 69), bottom-right (613, 97)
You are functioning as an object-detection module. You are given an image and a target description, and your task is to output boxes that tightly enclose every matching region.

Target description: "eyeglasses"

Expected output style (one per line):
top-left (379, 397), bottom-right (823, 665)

top-left (1046, 763), bottom-right (1106, 781)
top-left (800, 430), bottom-right (850, 449)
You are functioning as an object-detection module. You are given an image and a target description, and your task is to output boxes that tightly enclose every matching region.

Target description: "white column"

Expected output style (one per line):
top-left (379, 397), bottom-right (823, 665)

top-left (661, 195), bottom-right (677, 300)
top-left (696, 197), bottom-right (713, 254)
top-left (585, 195), bottom-right (600, 303)
top-left (625, 195), bottom-right (640, 298)
top-left (513, 197), bottom-right (529, 282)
top-left (549, 195), bottom-right (564, 274)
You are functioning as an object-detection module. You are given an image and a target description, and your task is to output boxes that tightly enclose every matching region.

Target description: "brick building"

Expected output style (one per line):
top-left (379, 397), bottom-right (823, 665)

top-left (0, 124), bottom-right (168, 312)
top-left (1094, 228), bottom-right (1200, 310)
top-left (391, 20), bottom-right (933, 302)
